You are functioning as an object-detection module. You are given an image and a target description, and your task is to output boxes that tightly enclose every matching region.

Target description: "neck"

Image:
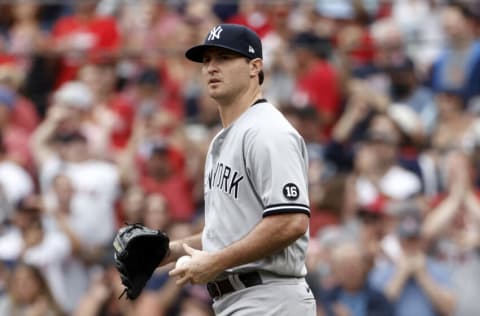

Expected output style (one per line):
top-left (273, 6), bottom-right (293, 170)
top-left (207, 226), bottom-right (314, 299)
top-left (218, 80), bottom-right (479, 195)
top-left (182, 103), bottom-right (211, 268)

top-left (217, 86), bottom-right (263, 128)
top-left (95, 90), bottom-right (112, 103)
top-left (297, 57), bottom-right (317, 76)
top-left (442, 111), bottom-right (463, 122)
top-left (16, 19), bottom-right (36, 26)
top-left (77, 12), bottom-right (94, 22)
top-left (343, 283), bottom-right (364, 294)
top-left (58, 201), bottom-right (71, 213)
top-left (451, 35), bottom-right (473, 50)
top-left (377, 160), bottom-right (394, 175)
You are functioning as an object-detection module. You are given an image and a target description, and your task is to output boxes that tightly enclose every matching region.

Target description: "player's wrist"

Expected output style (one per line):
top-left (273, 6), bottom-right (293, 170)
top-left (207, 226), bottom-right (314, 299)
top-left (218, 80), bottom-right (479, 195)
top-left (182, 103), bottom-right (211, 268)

top-left (211, 249), bottom-right (234, 273)
top-left (167, 241), bottom-right (185, 263)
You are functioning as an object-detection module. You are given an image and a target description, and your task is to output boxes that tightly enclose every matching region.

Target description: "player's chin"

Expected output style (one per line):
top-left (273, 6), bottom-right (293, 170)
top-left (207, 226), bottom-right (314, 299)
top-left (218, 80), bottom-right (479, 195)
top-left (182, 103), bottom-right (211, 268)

top-left (207, 88), bottom-right (224, 99)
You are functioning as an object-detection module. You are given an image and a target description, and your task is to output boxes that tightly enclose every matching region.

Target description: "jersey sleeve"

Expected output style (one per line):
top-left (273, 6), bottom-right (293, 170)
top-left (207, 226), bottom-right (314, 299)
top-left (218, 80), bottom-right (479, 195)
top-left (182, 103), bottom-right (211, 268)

top-left (244, 127), bottom-right (310, 217)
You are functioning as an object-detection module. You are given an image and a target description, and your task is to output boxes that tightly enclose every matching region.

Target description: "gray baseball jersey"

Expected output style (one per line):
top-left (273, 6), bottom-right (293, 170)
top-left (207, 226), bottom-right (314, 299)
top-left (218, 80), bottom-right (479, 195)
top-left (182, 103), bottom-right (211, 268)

top-left (202, 99), bottom-right (310, 278)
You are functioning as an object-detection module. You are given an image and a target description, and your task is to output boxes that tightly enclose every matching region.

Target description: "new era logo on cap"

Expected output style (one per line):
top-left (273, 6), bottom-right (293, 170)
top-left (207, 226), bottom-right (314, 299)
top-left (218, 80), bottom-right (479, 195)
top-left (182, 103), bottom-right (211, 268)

top-left (185, 23), bottom-right (262, 63)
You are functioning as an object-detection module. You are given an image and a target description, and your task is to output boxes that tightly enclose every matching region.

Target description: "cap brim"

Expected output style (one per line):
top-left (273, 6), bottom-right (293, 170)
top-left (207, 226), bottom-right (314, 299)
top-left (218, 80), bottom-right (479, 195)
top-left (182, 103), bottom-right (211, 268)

top-left (185, 44), bottom-right (253, 63)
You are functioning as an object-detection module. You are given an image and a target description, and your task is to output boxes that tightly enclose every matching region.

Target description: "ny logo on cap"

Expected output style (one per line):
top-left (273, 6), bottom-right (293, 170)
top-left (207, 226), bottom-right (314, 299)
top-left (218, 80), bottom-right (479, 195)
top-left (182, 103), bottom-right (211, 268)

top-left (207, 25), bottom-right (223, 41)
top-left (248, 45), bottom-right (255, 54)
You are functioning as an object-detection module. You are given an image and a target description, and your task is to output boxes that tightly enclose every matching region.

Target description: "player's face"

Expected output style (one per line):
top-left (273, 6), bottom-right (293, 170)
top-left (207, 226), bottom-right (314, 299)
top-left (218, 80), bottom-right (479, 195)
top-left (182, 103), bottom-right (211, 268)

top-left (201, 48), bottom-right (251, 101)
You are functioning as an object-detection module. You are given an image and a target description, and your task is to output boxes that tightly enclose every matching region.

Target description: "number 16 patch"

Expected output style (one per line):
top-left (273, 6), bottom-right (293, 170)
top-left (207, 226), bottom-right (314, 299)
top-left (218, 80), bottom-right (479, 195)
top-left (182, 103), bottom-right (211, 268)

top-left (283, 183), bottom-right (299, 200)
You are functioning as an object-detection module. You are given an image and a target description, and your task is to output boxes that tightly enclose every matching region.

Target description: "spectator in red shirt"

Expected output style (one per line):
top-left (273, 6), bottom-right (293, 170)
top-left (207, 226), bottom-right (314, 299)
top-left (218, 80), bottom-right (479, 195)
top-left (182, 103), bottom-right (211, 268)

top-left (78, 60), bottom-right (134, 153)
top-left (290, 32), bottom-right (341, 135)
top-left (119, 0), bottom-right (182, 62)
top-left (226, 0), bottom-right (272, 38)
top-left (139, 143), bottom-right (195, 222)
top-left (0, 85), bottom-right (32, 168)
top-left (0, 64), bottom-right (39, 134)
top-left (1, 2), bottom-right (48, 74)
top-left (50, 0), bottom-right (120, 87)
top-left (128, 67), bottom-right (184, 121)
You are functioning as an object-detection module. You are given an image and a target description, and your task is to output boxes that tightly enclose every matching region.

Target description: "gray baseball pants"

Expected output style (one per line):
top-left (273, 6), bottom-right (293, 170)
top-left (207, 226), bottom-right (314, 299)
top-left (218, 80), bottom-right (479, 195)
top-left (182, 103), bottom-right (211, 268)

top-left (211, 276), bottom-right (316, 316)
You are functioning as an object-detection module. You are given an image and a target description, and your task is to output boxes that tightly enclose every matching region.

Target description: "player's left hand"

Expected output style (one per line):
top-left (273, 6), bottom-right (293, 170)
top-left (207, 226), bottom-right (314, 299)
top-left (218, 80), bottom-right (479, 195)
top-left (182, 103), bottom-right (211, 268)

top-left (169, 244), bottom-right (224, 286)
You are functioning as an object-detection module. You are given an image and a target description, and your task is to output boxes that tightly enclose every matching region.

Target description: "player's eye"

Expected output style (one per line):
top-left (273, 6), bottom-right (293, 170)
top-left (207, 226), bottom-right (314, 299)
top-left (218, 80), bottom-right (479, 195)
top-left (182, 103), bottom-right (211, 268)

top-left (202, 56), bottom-right (211, 63)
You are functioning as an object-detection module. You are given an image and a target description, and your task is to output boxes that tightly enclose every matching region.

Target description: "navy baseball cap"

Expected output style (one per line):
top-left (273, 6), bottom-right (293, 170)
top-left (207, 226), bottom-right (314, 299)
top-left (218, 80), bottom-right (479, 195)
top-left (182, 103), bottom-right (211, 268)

top-left (185, 24), bottom-right (263, 63)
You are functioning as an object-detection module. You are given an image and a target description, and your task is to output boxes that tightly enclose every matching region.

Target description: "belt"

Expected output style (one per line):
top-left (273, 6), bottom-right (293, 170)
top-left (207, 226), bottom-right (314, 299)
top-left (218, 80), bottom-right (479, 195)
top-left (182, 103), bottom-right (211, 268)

top-left (206, 271), bottom-right (263, 299)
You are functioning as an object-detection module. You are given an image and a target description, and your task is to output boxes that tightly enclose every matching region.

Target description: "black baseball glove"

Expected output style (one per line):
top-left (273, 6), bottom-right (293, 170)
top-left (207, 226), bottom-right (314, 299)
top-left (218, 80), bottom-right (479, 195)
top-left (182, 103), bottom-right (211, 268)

top-left (113, 223), bottom-right (170, 300)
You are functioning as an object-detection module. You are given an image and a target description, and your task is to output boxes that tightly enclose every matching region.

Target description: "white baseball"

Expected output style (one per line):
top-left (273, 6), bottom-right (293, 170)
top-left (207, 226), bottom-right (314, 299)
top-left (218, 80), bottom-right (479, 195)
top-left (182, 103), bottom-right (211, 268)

top-left (175, 255), bottom-right (192, 269)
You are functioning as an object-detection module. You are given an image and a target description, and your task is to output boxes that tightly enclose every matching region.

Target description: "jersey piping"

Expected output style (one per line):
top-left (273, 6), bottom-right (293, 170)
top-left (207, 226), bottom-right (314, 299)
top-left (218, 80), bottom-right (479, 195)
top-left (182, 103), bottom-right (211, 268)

top-left (263, 203), bottom-right (311, 217)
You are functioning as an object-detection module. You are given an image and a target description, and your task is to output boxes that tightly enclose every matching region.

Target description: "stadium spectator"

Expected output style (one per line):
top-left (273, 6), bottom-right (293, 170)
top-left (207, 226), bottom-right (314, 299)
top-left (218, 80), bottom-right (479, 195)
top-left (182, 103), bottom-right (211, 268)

top-left (50, 0), bottom-right (120, 87)
top-left (319, 241), bottom-right (393, 316)
top-left (31, 107), bottom-right (120, 248)
top-left (139, 143), bottom-right (195, 222)
top-left (73, 258), bottom-right (131, 316)
top-left (119, 0), bottom-right (182, 63)
top-left (128, 67), bottom-right (184, 121)
top-left (385, 58), bottom-right (437, 135)
top-left (430, 87), bottom-right (477, 154)
top-left (3, 2), bottom-right (48, 74)
top-left (144, 193), bottom-right (170, 231)
top-left (226, 0), bottom-right (272, 38)
top-left (0, 263), bottom-right (64, 316)
top-left (78, 60), bottom-right (135, 155)
top-left (290, 31), bottom-right (340, 134)
top-left (118, 110), bottom-right (195, 222)
top-left (0, 133), bottom-right (33, 224)
top-left (0, 196), bottom-right (72, 312)
top-left (391, 0), bottom-right (445, 73)
top-left (0, 84), bottom-right (33, 168)
top-left (261, 1), bottom-right (296, 107)
top-left (352, 112), bottom-right (422, 210)
top-left (428, 2), bottom-right (480, 104)
top-left (355, 204), bottom-right (394, 264)
top-left (422, 151), bottom-right (480, 316)
top-left (325, 78), bottom-right (389, 172)
top-left (0, 63), bottom-right (40, 135)
top-left (119, 184), bottom-right (145, 225)
top-left (352, 18), bottom-right (406, 96)
top-left (370, 208), bottom-right (456, 316)
top-left (32, 81), bottom-right (96, 159)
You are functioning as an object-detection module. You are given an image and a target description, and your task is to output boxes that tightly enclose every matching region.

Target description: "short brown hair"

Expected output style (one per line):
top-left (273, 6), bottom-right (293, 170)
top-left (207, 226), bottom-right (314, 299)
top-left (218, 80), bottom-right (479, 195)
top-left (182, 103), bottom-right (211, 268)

top-left (258, 70), bottom-right (264, 85)
top-left (245, 58), bottom-right (264, 85)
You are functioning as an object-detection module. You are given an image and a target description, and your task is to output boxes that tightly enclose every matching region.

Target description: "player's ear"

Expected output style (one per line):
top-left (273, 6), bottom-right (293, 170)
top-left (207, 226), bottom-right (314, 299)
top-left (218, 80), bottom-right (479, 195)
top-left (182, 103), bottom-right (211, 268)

top-left (249, 58), bottom-right (263, 80)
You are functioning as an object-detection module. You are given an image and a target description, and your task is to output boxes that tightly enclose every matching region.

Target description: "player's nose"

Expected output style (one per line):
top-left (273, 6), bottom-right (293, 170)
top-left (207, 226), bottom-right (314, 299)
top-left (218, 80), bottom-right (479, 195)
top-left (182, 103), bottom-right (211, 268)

top-left (204, 61), bottom-right (219, 76)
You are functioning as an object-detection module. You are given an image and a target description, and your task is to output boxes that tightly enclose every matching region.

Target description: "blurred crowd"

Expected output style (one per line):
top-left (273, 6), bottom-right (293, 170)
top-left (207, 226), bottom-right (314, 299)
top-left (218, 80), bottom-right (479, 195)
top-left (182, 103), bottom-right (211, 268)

top-left (0, 0), bottom-right (478, 315)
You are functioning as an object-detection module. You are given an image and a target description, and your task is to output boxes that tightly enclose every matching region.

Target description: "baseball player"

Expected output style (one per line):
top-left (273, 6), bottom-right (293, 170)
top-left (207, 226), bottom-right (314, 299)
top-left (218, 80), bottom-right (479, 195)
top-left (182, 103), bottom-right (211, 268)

top-left (166, 24), bottom-right (316, 315)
